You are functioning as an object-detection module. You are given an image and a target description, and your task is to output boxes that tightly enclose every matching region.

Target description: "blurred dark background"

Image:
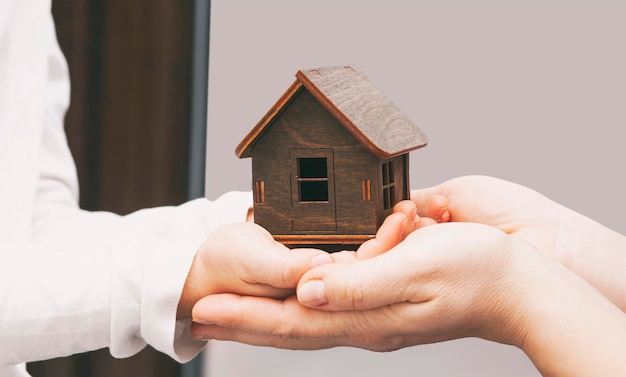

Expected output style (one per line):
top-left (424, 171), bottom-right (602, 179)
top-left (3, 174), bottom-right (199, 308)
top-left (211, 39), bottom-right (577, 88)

top-left (27, 0), bottom-right (209, 376)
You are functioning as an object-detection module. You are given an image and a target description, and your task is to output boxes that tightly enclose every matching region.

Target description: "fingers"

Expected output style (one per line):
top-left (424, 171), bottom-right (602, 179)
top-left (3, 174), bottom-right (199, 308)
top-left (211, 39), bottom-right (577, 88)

top-left (191, 322), bottom-right (339, 351)
top-left (393, 200), bottom-right (419, 234)
top-left (409, 191), bottom-right (451, 223)
top-left (297, 224), bottom-right (491, 311)
top-left (418, 195), bottom-right (450, 223)
top-left (297, 249), bottom-right (425, 311)
top-left (240, 224), bottom-right (336, 289)
top-left (392, 198), bottom-right (447, 231)
top-left (326, 249), bottom-right (358, 263)
top-left (199, 222), bottom-right (334, 297)
top-left (238, 246), bottom-right (337, 298)
top-left (417, 216), bottom-right (438, 228)
top-left (190, 294), bottom-right (432, 352)
top-left (356, 200), bottom-right (421, 260)
top-left (192, 295), bottom-right (348, 349)
top-left (246, 246), bottom-right (334, 292)
top-left (410, 185), bottom-right (444, 207)
top-left (192, 294), bottom-right (347, 342)
top-left (356, 212), bottom-right (408, 260)
top-left (356, 198), bottom-right (444, 261)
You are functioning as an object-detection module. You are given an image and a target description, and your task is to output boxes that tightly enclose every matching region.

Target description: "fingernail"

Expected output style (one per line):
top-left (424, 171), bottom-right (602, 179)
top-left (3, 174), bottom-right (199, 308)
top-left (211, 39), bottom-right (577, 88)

top-left (311, 253), bottom-right (333, 267)
top-left (298, 280), bottom-right (328, 307)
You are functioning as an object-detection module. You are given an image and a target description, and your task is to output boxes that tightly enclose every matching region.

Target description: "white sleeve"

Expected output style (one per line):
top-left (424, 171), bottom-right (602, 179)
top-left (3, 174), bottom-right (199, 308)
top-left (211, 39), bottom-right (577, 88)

top-left (1, 194), bottom-right (252, 365)
top-left (0, 3), bottom-right (254, 367)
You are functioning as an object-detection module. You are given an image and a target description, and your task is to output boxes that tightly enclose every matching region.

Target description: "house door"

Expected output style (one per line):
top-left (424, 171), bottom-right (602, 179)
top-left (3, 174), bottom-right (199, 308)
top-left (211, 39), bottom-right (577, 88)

top-left (290, 149), bottom-right (337, 231)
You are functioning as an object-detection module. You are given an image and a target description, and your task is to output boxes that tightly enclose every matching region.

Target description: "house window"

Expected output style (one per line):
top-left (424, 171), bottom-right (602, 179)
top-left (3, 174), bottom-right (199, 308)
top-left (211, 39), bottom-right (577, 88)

top-left (297, 157), bottom-right (329, 202)
top-left (382, 161), bottom-right (395, 209)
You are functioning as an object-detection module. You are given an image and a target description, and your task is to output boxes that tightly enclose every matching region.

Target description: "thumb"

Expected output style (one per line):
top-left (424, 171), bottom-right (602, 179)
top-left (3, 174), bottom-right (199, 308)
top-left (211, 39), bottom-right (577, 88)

top-left (296, 253), bottom-right (415, 311)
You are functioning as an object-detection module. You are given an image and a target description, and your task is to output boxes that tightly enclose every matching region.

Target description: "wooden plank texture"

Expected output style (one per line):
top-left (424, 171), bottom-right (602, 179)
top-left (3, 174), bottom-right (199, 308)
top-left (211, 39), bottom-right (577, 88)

top-left (296, 65), bottom-right (428, 158)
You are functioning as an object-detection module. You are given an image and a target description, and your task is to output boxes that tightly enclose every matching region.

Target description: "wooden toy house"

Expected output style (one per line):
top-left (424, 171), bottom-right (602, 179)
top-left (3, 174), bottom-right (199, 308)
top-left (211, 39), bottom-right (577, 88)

top-left (236, 65), bottom-right (428, 249)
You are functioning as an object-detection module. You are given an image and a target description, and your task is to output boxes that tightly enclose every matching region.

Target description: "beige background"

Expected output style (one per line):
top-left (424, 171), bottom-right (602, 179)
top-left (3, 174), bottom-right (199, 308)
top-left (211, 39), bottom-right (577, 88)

top-left (204, 1), bottom-right (626, 376)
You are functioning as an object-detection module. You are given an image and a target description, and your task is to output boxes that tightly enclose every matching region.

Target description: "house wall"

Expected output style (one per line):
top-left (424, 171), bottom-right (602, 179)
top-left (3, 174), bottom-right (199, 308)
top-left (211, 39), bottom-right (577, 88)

top-left (251, 88), bottom-right (378, 236)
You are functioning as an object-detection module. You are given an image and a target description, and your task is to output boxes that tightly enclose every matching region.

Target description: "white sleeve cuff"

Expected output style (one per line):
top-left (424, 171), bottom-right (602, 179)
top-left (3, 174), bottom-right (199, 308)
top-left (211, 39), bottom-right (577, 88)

top-left (112, 191), bottom-right (253, 362)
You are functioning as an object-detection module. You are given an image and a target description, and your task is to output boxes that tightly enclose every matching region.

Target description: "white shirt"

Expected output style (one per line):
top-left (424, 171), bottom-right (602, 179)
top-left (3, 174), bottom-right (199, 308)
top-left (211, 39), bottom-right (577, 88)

top-left (0, 1), bottom-right (251, 375)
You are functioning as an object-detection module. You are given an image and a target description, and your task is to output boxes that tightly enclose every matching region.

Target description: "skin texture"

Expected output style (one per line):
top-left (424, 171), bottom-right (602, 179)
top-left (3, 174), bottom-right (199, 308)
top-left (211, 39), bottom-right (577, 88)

top-left (188, 176), bottom-right (626, 376)
top-left (176, 222), bottom-right (333, 320)
top-left (190, 218), bottom-right (626, 377)
top-left (177, 201), bottom-right (419, 320)
top-left (191, 222), bottom-right (530, 347)
top-left (410, 175), bottom-right (626, 312)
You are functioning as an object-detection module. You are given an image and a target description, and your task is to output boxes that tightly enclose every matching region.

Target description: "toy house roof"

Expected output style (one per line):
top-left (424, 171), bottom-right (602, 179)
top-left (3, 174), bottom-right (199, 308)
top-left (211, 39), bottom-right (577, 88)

top-left (235, 65), bottom-right (428, 159)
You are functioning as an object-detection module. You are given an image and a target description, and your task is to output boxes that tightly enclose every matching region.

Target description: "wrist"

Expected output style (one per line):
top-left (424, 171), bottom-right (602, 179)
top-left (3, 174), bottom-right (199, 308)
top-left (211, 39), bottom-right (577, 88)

top-left (514, 250), bottom-right (626, 376)
top-left (591, 223), bottom-right (626, 311)
top-left (478, 241), bottom-right (551, 348)
top-left (557, 211), bottom-right (626, 312)
top-left (177, 251), bottom-right (211, 320)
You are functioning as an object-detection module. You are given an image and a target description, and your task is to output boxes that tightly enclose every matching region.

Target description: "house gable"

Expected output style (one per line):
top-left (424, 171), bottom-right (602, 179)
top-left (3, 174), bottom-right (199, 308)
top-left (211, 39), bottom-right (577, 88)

top-left (249, 87), bottom-right (379, 237)
top-left (236, 65), bottom-right (428, 160)
top-left (296, 66), bottom-right (428, 158)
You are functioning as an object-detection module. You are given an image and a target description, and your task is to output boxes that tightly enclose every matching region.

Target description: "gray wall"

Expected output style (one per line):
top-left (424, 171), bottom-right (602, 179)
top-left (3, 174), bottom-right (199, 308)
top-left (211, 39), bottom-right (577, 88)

top-left (205, 1), bottom-right (626, 376)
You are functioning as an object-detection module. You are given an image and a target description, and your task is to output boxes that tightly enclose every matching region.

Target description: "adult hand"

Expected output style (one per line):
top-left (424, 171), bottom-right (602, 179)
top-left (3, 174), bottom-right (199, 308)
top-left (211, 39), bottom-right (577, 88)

top-left (411, 175), bottom-right (626, 312)
top-left (176, 222), bottom-right (333, 319)
top-left (190, 222), bottom-right (535, 349)
top-left (182, 202), bottom-right (417, 320)
top-left (190, 222), bottom-right (626, 377)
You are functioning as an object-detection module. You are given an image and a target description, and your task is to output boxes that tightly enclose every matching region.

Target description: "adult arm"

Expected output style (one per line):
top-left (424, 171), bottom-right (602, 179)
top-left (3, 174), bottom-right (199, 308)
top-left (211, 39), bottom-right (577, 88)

top-left (410, 175), bottom-right (626, 312)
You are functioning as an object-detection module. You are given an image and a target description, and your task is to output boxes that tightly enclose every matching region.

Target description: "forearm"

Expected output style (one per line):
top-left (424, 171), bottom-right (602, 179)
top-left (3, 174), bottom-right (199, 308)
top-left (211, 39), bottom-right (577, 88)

top-left (29, 193), bottom-right (251, 361)
top-left (554, 208), bottom-right (626, 313)
top-left (30, 204), bottom-right (203, 361)
top-left (517, 252), bottom-right (626, 377)
top-left (2, 212), bottom-right (202, 365)
top-left (0, 242), bottom-right (110, 364)
top-left (587, 224), bottom-right (626, 313)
